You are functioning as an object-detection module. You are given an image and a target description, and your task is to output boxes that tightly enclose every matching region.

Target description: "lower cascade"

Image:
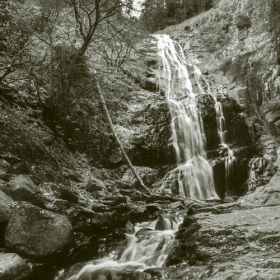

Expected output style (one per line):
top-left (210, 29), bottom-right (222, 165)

top-left (155, 34), bottom-right (218, 199)
top-left (61, 216), bottom-right (182, 280)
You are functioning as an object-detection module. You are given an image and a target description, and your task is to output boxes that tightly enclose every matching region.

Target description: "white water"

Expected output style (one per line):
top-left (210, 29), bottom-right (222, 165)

top-left (65, 217), bottom-right (182, 280)
top-left (155, 34), bottom-right (218, 200)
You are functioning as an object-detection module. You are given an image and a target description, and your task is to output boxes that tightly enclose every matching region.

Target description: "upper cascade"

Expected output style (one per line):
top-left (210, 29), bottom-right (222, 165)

top-left (155, 34), bottom-right (218, 200)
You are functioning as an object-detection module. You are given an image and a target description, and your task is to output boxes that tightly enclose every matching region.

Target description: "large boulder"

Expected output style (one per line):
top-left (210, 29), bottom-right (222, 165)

top-left (10, 175), bottom-right (45, 208)
top-left (0, 253), bottom-right (30, 280)
top-left (5, 203), bottom-right (75, 261)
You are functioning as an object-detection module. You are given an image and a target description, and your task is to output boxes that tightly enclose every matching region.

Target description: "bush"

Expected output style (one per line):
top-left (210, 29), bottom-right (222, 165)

top-left (269, 0), bottom-right (280, 64)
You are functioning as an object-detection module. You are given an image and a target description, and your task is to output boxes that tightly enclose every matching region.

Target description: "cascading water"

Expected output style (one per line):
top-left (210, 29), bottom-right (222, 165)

top-left (214, 99), bottom-right (236, 193)
top-left (62, 217), bottom-right (182, 280)
top-left (155, 34), bottom-right (218, 200)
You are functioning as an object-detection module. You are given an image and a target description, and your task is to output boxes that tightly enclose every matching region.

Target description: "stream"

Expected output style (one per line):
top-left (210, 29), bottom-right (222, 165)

top-left (58, 216), bottom-right (183, 280)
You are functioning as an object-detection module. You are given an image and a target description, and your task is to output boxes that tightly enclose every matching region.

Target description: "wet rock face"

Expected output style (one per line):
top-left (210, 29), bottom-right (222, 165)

top-left (196, 95), bottom-right (220, 151)
top-left (0, 253), bottom-right (30, 280)
top-left (128, 101), bottom-right (175, 167)
top-left (212, 157), bottom-right (250, 198)
top-left (219, 97), bottom-right (251, 146)
top-left (5, 203), bottom-right (75, 262)
top-left (197, 94), bottom-right (256, 198)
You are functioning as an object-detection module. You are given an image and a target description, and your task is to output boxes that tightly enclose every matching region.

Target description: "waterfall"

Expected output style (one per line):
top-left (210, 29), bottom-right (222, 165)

top-left (60, 34), bottom-right (239, 280)
top-left (63, 217), bottom-right (182, 280)
top-left (155, 34), bottom-right (218, 200)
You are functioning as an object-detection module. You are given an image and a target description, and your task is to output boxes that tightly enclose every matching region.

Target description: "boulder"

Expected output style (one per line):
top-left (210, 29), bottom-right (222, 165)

top-left (90, 190), bottom-right (106, 199)
top-left (50, 185), bottom-right (78, 203)
top-left (0, 190), bottom-right (14, 223)
top-left (0, 180), bottom-right (13, 198)
top-left (11, 162), bottom-right (30, 175)
top-left (63, 170), bottom-right (83, 182)
top-left (128, 206), bottom-right (149, 223)
top-left (5, 203), bottom-right (75, 261)
top-left (0, 173), bottom-right (12, 181)
top-left (0, 159), bottom-right (12, 181)
top-left (0, 253), bottom-right (30, 280)
top-left (0, 159), bottom-right (11, 173)
top-left (10, 175), bottom-right (45, 208)
top-left (86, 177), bottom-right (106, 192)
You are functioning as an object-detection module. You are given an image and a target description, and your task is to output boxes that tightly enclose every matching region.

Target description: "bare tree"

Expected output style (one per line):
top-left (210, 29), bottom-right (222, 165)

top-left (94, 16), bottom-right (143, 69)
top-left (71, 0), bottom-right (133, 56)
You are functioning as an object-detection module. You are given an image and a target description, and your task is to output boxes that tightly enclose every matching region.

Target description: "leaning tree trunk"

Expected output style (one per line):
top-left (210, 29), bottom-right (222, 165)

top-left (92, 71), bottom-right (152, 195)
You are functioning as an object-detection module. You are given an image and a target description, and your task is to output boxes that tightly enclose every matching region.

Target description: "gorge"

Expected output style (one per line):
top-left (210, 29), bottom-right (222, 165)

top-left (1, 0), bottom-right (280, 279)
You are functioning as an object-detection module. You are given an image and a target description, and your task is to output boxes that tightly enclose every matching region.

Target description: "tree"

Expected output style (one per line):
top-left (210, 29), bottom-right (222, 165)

top-left (71, 0), bottom-right (134, 56)
top-left (141, 0), bottom-right (168, 31)
top-left (94, 16), bottom-right (143, 69)
top-left (140, 0), bottom-right (214, 32)
top-left (270, 0), bottom-right (280, 64)
top-left (0, 0), bottom-right (34, 89)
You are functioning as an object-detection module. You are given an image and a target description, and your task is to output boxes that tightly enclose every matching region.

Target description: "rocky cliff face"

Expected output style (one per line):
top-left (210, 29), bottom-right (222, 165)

top-left (154, 0), bottom-right (280, 200)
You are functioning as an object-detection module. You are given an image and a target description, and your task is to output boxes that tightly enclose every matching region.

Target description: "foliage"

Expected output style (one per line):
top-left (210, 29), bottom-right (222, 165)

top-left (141, 0), bottom-right (214, 32)
top-left (269, 0), bottom-right (280, 64)
top-left (0, 1), bottom-right (35, 88)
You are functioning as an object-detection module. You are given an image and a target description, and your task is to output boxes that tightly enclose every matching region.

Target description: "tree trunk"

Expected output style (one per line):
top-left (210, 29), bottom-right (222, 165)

top-left (92, 71), bottom-right (152, 195)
